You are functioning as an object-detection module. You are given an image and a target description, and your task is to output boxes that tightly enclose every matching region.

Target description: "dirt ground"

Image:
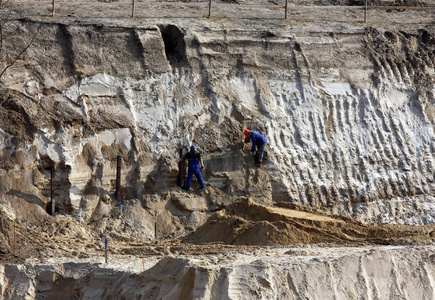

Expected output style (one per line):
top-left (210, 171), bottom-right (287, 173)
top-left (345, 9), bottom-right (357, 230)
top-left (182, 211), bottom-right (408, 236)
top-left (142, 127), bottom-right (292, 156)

top-left (1, 198), bottom-right (434, 265)
top-left (1, 0), bottom-right (434, 267)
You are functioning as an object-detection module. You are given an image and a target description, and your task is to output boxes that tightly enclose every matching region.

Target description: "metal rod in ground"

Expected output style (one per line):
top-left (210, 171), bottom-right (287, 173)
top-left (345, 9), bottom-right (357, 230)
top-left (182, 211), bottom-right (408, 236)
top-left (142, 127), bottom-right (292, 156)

top-left (24, 213), bottom-right (28, 246)
top-left (116, 156), bottom-right (121, 200)
top-left (208, 0), bottom-right (212, 17)
top-left (52, 0), bottom-right (55, 16)
top-left (154, 210), bottom-right (158, 243)
top-left (131, 0), bottom-right (135, 18)
top-left (51, 162), bottom-right (55, 215)
top-left (105, 238), bottom-right (108, 263)
top-left (364, 0), bottom-right (368, 23)
top-left (13, 220), bottom-right (16, 253)
top-left (285, 0), bottom-right (288, 19)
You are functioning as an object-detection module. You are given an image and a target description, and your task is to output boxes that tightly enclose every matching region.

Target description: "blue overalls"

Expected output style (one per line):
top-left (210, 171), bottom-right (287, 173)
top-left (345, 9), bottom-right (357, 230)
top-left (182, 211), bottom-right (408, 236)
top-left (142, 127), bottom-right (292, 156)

top-left (185, 151), bottom-right (206, 190)
top-left (250, 131), bottom-right (267, 163)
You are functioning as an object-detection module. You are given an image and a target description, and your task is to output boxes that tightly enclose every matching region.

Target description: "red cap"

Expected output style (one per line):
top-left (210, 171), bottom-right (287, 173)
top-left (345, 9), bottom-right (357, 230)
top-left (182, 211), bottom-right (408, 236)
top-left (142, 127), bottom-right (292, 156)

top-left (244, 129), bottom-right (250, 137)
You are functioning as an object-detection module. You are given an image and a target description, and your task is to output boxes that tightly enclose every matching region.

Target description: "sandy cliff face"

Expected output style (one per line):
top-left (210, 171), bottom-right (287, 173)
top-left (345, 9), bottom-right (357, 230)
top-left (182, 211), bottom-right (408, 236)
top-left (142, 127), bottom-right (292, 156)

top-left (0, 2), bottom-right (434, 299)
top-left (1, 16), bottom-right (434, 227)
top-left (2, 245), bottom-right (435, 299)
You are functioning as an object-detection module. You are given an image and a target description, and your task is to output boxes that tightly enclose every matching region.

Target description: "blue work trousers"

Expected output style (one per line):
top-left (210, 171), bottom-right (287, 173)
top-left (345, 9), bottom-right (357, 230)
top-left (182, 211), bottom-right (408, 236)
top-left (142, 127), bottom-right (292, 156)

top-left (256, 142), bottom-right (267, 163)
top-left (185, 164), bottom-right (205, 190)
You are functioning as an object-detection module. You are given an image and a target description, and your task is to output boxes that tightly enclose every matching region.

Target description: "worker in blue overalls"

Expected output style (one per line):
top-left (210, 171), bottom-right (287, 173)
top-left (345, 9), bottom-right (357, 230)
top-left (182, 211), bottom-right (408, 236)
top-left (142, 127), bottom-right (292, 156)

top-left (244, 129), bottom-right (267, 165)
top-left (183, 145), bottom-right (206, 191)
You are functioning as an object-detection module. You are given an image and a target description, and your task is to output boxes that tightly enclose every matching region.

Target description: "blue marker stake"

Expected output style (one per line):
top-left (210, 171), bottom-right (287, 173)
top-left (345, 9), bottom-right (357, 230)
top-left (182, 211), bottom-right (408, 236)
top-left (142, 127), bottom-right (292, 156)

top-left (105, 238), bottom-right (108, 263)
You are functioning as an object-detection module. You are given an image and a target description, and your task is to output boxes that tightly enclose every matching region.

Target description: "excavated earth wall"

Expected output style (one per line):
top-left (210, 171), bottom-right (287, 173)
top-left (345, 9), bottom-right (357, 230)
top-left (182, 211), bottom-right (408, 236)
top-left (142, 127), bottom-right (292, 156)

top-left (0, 3), bottom-right (434, 299)
top-left (1, 13), bottom-right (434, 226)
top-left (2, 246), bottom-right (435, 299)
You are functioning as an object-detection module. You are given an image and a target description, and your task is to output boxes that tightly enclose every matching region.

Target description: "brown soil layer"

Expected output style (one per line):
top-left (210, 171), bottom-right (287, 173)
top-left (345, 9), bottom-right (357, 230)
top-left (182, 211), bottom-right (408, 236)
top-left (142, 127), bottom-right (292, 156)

top-left (2, 200), bottom-right (434, 264)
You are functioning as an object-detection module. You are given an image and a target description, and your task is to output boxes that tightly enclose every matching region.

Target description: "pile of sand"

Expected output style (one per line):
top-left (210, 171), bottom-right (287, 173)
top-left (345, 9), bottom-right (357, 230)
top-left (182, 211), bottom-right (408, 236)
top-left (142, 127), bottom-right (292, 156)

top-left (185, 199), bottom-right (435, 246)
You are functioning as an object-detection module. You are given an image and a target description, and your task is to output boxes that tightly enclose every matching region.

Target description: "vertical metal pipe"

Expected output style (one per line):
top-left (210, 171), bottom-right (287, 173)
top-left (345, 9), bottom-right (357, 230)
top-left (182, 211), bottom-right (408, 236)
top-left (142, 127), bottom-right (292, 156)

top-left (52, 0), bottom-right (55, 16)
top-left (154, 210), bottom-right (158, 243)
top-left (24, 213), bottom-right (28, 246)
top-left (131, 0), bottom-right (135, 18)
top-left (364, 0), bottom-right (367, 23)
top-left (208, 0), bottom-right (212, 18)
top-left (13, 220), bottom-right (16, 253)
top-left (116, 156), bottom-right (121, 200)
top-left (285, 0), bottom-right (288, 19)
top-left (51, 162), bottom-right (55, 215)
top-left (105, 238), bottom-right (108, 263)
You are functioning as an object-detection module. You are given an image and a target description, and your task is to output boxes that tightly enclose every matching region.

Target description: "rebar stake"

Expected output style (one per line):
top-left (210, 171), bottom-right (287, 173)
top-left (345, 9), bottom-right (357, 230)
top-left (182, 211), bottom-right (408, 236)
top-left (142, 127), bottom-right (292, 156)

top-left (116, 156), bottom-right (121, 200)
top-left (131, 0), bottom-right (135, 17)
top-left (24, 213), bottom-right (28, 246)
top-left (105, 238), bottom-right (108, 264)
top-left (364, 0), bottom-right (368, 23)
top-left (208, 0), bottom-right (212, 18)
top-left (51, 162), bottom-right (55, 215)
top-left (285, 0), bottom-right (288, 19)
top-left (154, 210), bottom-right (158, 244)
top-left (13, 220), bottom-right (16, 253)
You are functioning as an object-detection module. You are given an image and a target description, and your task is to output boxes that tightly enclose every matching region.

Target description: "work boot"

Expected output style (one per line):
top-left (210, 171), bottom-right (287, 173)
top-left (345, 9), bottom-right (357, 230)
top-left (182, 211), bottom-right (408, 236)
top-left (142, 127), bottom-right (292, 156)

top-left (199, 187), bottom-right (208, 195)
